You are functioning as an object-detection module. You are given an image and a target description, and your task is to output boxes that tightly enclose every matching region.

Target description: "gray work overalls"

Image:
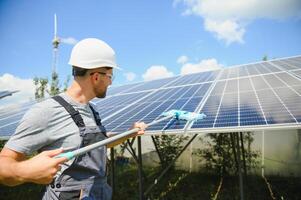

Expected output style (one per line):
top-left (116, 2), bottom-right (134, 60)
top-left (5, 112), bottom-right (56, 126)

top-left (42, 96), bottom-right (112, 200)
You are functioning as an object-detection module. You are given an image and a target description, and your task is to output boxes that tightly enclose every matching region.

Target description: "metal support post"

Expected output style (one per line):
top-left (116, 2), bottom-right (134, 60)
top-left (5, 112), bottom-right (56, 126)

top-left (261, 130), bottom-right (265, 177)
top-left (230, 133), bottom-right (239, 173)
top-left (239, 132), bottom-right (247, 176)
top-left (137, 136), bottom-right (144, 200)
top-left (236, 132), bottom-right (244, 200)
top-left (151, 136), bottom-right (164, 164)
top-left (110, 147), bottom-right (115, 196)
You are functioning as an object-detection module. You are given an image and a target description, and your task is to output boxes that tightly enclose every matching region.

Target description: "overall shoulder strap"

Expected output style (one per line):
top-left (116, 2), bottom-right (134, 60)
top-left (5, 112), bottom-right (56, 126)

top-left (52, 95), bottom-right (85, 127)
top-left (88, 104), bottom-right (103, 126)
top-left (89, 104), bottom-right (108, 137)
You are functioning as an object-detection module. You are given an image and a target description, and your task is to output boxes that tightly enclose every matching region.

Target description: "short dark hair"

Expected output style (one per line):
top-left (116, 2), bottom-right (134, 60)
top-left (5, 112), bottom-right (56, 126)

top-left (72, 66), bottom-right (88, 76)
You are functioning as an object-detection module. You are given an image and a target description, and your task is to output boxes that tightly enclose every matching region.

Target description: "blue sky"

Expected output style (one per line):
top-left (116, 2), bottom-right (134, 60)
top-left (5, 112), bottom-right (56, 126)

top-left (0, 0), bottom-right (301, 105)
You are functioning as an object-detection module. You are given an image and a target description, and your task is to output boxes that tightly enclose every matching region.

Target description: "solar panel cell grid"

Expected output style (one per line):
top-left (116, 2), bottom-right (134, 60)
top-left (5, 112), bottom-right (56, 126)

top-left (246, 65), bottom-right (260, 76)
top-left (250, 76), bottom-right (270, 90)
top-left (286, 59), bottom-right (300, 69)
top-left (239, 66), bottom-right (249, 77)
top-left (282, 59), bottom-right (301, 69)
top-left (239, 78), bottom-right (253, 92)
top-left (123, 76), bottom-right (178, 93)
top-left (272, 60), bottom-right (298, 71)
top-left (264, 74), bottom-right (286, 88)
top-left (240, 91), bottom-right (266, 126)
top-left (192, 95), bottom-right (223, 128)
top-left (291, 69), bottom-right (301, 78)
top-left (163, 74), bottom-right (197, 87)
top-left (163, 71), bottom-right (218, 87)
top-left (256, 63), bottom-right (270, 74)
top-left (256, 89), bottom-right (296, 124)
top-left (292, 85), bottom-right (301, 94)
top-left (261, 62), bottom-right (281, 73)
top-left (0, 114), bottom-right (24, 128)
top-left (228, 68), bottom-right (239, 79)
top-left (107, 82), bottom-right (143, 96)
top-left (214, 94), bottom-right (239, 127)
top-left (224, 79), bottom-right (238, 94)
top-left (211, 81), bottom-right (226, 95)
top-left (0, 101), bottom-right (36, 118)
top-left (95, 92), bottom-right (149, 109)
top-left (0, 122), bottom-right (18, 137)
top-left (273, 88), bottom-right (301, 122)
top-left (219, 70), bottom-right (229, 80)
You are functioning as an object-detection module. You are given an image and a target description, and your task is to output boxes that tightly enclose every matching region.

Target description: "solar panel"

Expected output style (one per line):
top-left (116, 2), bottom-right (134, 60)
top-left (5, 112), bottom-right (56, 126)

top-left (247, 64), bottom-right (261, 76)
top-left (1, 55), bottom-right (301, 139)
top-left (106, 82), bottom-right (144, 96)
top-left (163, 71), bottom-right (218, 87)
top-left (270, 56), bottom-right (301, 71)
top-left (121, 76), bottom-right (179, 93)
top-left (256, 89), bottom-right (297, 124)
top-left (229, 67), bottom-right (239, 79)
top-left (239, 91), bottom-right (266, 126)
top-left (260, 62), bottom-right (281, 73)
top-left (285, 58), bottom-right (301, 69)
top-left (0, 90), bottom-right (17, 99)
top-left (99, 55), bottom-right (301, 132)
top-left (271, 60), bottom-right (297, 71)
top-left (291, 69), bottom-right (301, 79)
top-left (292, 83), bottom-right (301, 91)
top-left (0, 100), bottom-right (36, 138)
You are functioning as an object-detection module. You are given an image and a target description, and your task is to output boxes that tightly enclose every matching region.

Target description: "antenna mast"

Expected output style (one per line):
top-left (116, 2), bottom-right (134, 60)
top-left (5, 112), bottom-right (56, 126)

top-left (52, 13), bottom-right (60, 73)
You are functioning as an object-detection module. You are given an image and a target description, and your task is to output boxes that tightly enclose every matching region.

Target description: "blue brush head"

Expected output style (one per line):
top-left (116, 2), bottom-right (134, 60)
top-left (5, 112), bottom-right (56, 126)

top-left (161, 110), bottom-right (206, 122)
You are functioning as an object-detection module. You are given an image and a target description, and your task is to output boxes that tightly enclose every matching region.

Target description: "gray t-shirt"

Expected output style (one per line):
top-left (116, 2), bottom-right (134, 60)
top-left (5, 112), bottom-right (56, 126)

top-left (5, 93), bottom-right (99, 155)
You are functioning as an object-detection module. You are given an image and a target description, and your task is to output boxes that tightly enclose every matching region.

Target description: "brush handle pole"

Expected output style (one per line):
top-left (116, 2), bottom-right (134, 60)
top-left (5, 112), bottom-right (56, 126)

top-left (56, 115), bottom-right (173, 160)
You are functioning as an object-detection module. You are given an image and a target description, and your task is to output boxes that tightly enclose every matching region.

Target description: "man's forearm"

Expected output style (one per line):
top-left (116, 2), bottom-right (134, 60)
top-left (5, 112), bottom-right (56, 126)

top-left (0, 156), bottom-right (25, 186)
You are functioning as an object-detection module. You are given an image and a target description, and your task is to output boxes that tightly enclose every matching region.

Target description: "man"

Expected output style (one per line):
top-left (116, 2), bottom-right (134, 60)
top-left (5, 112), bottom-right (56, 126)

top-left (0, 38), bottom-right (146, 199)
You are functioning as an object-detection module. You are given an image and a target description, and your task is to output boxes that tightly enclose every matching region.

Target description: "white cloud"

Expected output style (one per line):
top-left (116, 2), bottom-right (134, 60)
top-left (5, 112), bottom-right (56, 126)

top-left (0, 73), bottom-right (35, 107)
top-left (204, 19), bottom-right (245, 45)
top-left (61, 37), bottom-right (78, 45)
top-left (180, 58), bottom-right (223, 75)
top-left (175, 0), bottom-right (301, 44)
top-left (177, 55), bottom-right (189, 64)
top-left (142, 65), bottom-right (174, 81)
top-left (124, 72), bottom-right (136, 81)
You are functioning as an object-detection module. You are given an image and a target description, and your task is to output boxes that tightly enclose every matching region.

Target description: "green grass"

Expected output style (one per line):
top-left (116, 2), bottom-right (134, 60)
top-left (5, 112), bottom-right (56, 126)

top-left (0, 183), bottom-right (44, 200)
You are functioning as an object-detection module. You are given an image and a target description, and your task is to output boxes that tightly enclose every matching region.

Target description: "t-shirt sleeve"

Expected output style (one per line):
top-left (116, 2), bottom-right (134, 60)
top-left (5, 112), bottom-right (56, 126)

top-left (5, 102), bottom-right (52, 155)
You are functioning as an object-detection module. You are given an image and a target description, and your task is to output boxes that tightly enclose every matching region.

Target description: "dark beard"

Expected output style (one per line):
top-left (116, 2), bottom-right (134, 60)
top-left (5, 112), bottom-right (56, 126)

top-left (96, 89), bottom-right (107, 98)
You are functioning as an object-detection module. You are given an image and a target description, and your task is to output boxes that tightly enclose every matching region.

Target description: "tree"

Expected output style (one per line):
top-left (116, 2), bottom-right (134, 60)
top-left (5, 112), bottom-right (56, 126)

top-left (49, 71), bottom-right (60, 96)
top-left (33, 77), bottom-right (48, 100)
top-left (262, 55), bottom-right (268, 61)
top-left (154, 135), bottom-right (189, 168)
top-left (63, 75), bottom-right (70, 92)
top-left (196, 132), bottom-right (259, 175)
top-left (34, 72), bottom-right (70, 100)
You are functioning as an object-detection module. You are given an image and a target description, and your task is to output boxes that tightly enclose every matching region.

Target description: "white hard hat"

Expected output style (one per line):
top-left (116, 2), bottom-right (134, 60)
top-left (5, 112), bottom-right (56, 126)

top-left (68, 38), bottom-right (121, 70)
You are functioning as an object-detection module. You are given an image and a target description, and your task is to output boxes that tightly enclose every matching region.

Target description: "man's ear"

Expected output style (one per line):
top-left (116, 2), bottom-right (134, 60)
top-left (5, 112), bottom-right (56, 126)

top-left (91, 73), bottom-right (98, 81)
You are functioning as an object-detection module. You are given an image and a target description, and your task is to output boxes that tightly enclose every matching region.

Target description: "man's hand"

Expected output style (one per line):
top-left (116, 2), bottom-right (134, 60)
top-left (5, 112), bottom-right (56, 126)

top-left (106, 122), bottom-right (147, 148)
top-left (0, 148), bottom-right (67, 186)
top-left (16, 148), bottom-right (67, 185)
top-left (132, 122), bottom-right (147, 136)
